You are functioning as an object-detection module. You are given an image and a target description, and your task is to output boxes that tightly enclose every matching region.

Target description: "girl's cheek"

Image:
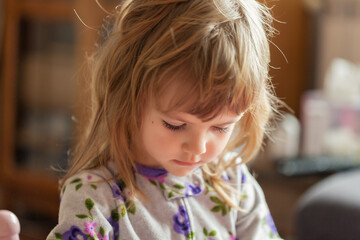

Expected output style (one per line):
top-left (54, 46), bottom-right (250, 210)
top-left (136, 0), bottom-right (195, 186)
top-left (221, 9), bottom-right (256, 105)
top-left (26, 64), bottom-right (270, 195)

top-left (156, 128), bottom-right (181, 150)
top-left (204, 140), bottom-right (224, 160)
top-left (209, 135), bottom-right (231, 158)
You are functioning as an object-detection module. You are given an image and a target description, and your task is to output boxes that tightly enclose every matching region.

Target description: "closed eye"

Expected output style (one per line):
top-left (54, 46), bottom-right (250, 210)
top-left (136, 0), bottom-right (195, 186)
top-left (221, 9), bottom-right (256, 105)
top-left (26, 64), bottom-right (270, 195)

top-left (213, 126), bottom-right (229, 134)
top-left (162, 120), bottom-right (186, 131)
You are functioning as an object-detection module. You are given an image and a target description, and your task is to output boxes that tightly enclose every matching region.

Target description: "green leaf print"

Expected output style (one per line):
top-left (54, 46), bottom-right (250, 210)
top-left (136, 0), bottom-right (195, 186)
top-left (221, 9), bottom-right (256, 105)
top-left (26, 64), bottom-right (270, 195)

top-left (73, 199), bottom-right (108, 240)
top-left (85, 198), bottom-right (95, 211)
top-left (126, 201), bottom-right (136, 214)
top-left (159, 183), bottom-right (166, 190)
top-left (120, 204), bottom-right (127, 217)
top-left (99, 226), bottom-right (105, 237)
top-left (62, 186), bottom-right (66, 194)
top-left (70, 178), bottom-right (81, 184)
top-left (239, 193), bottom-right (248, 205)
top-left (211, 205), bottom-right (222, 212)
top-left (76, 214), bottom-right (88, 219)
top-left (75, 183), bottom-right (83, 191)
top-left (149, 179), bottom-right (157, 186)
top-left (209, 230), bottom-right (217, 236)
top-left (210, 196), bottom-right (222, 204)
top-left (187, 231), bottom-right (195, 239)
top-left (203, 227), bottom-right (217, 238)
top-left (111, 208), bottom-right (120, 221)
top-left (173, 184), bottom-right (185, 189)
top-left (209, 195), bottom-right (230, 216)
top-left (204, 179), bottom-right (217, 195)
top-left (203, 227), bottom-right (208, 236)
top-left (168, 191), bottom-right (174, 198)
top-left (91, 184), bottom-right (97, 190)
top-left (55, 233), bottom-right (63, 239)
top-left (221, 206), bottom-right (227, 216)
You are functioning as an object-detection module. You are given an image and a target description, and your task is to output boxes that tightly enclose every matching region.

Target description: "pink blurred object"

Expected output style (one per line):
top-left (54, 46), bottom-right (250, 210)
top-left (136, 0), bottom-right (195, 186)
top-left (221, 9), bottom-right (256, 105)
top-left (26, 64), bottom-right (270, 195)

top-left (0, 210), bottom-right (20, 240)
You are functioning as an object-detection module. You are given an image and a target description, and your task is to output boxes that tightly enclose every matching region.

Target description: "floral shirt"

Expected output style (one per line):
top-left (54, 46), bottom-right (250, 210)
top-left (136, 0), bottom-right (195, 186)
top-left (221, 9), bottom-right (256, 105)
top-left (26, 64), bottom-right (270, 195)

top-left (47, 159), bottom-right (282, 240)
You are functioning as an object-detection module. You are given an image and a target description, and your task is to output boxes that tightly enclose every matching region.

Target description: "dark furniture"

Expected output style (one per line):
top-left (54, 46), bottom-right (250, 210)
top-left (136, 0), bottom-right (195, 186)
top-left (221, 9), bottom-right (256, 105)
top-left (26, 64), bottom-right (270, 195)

top-left (296, 167), bottom-right (360, 240)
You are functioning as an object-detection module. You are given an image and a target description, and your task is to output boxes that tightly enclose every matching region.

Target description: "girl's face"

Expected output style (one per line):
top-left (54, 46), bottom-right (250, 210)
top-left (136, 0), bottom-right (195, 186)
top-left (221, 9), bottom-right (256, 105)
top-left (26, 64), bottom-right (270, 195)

top-left (138, 82), bottom-right (242, 177)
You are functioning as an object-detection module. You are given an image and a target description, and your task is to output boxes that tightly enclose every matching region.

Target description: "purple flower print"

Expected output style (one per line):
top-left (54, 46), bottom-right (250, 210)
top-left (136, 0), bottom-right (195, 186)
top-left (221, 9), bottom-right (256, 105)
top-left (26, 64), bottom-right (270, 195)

top-left (221, 174), bottom-right (230, 182)
top-left (62, 226), bottom-right (88, 240)
top-left (184, 183), bottom-right (202, 197)
top-left (241, 170), bottom-right (246, 184)
top-left (265, 213), bottom-right (279, 236)
top-left (173, 206), bottom-right (191, 236)
top-left (107, 215), bottom-right (119, 240)
top-left (84, 221), bottom-right (97, 237)
top-left (111, 181), bottom-right (125, 201)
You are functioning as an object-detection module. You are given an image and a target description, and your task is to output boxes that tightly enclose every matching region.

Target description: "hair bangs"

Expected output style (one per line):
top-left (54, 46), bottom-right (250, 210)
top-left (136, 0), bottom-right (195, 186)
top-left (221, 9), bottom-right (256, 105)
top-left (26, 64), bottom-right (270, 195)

top-left (152, 62), bottom-right (250, 122)
top-left (150, 25), bottom-right (257, 121)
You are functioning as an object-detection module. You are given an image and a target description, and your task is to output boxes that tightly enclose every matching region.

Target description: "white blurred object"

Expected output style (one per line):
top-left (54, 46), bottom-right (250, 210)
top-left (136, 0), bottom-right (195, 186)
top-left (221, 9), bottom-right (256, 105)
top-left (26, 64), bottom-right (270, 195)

top-left (301, 92), bottom-right (331, 157)
top-left (301, 90), bottom-right (360, 159)
top-left (267, 113), bottom-right (301, 161)
top-left (324, 58), bottom-right (360, 105)
top-left (324, 127), bottom-right (360, 157)
top-left (0, 210), bottom-right (20, 240)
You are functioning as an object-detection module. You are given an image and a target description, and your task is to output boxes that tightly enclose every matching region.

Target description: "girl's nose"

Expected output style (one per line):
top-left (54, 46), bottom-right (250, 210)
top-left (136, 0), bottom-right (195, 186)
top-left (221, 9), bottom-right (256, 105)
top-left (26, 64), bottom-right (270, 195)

top-left (182, 132), bottom-right (207, 155)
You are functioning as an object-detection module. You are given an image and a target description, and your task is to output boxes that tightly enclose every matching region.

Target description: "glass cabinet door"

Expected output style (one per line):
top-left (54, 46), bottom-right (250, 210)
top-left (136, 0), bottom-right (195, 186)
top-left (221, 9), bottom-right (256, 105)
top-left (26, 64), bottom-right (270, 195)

top-left (16, 18), bottom-right (76, 174)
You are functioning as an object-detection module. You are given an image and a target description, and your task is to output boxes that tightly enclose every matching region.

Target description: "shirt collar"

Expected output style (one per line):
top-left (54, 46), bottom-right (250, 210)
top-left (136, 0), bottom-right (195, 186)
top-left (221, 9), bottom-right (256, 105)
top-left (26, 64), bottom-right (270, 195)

top-left (135, 163), bottom-right (206, 201)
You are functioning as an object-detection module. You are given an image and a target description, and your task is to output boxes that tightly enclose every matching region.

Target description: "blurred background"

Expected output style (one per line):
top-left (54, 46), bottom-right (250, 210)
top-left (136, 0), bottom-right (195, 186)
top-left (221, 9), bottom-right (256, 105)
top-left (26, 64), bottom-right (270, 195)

top-left (0, 0), bottom-right (360, 239)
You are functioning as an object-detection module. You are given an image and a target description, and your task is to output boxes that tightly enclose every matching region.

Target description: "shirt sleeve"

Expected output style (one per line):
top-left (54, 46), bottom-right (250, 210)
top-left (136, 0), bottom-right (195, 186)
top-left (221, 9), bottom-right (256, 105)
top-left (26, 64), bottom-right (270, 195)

top-left (235, 164), bottom-right (283, 240)
top-left (46, 171), bottom-right (119, 240)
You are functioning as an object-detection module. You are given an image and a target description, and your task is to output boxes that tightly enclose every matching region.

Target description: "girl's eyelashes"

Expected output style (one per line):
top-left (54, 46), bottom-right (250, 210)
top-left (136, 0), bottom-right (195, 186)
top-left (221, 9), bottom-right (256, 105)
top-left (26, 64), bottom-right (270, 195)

top-left (213, 126), bottom-right (229, 134)
top-left (162, 120), bottom-right (230, 134)
top-left (162, 120), bottom-right (186, 131)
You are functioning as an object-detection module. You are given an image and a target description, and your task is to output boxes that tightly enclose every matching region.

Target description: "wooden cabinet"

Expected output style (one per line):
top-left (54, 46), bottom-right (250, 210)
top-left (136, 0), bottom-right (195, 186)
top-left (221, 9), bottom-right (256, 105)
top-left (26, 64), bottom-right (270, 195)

top-left (267, 0), bottom-right (308, 116)
top-left (0, 0), bottom-right (114, 238)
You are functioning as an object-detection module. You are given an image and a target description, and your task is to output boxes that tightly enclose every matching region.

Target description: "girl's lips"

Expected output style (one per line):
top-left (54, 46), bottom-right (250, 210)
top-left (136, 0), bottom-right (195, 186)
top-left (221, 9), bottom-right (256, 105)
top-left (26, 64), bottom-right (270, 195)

top-left (172, 159), bottom-right (201, 166)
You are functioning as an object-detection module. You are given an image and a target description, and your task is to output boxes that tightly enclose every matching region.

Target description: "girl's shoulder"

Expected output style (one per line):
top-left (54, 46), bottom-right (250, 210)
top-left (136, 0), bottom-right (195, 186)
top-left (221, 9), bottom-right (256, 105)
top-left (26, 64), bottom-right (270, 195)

top-left (48, 167), bottom-right (121, 239)
top-left (60, 166), bottom-right (120, 205)
top-left (62, 166), bottom-right (112, 192)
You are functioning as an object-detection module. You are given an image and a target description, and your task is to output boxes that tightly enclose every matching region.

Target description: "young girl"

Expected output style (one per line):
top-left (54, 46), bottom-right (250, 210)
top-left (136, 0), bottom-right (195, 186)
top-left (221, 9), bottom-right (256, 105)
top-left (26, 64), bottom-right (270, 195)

top-left (48, 0), bottom-right (282, 239)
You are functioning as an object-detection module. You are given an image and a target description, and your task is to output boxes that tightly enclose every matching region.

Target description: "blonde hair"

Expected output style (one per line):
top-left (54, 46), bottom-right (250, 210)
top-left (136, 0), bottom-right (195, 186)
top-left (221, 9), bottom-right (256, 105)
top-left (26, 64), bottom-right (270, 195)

top-left (64, 0), bottom-right (276, 209)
